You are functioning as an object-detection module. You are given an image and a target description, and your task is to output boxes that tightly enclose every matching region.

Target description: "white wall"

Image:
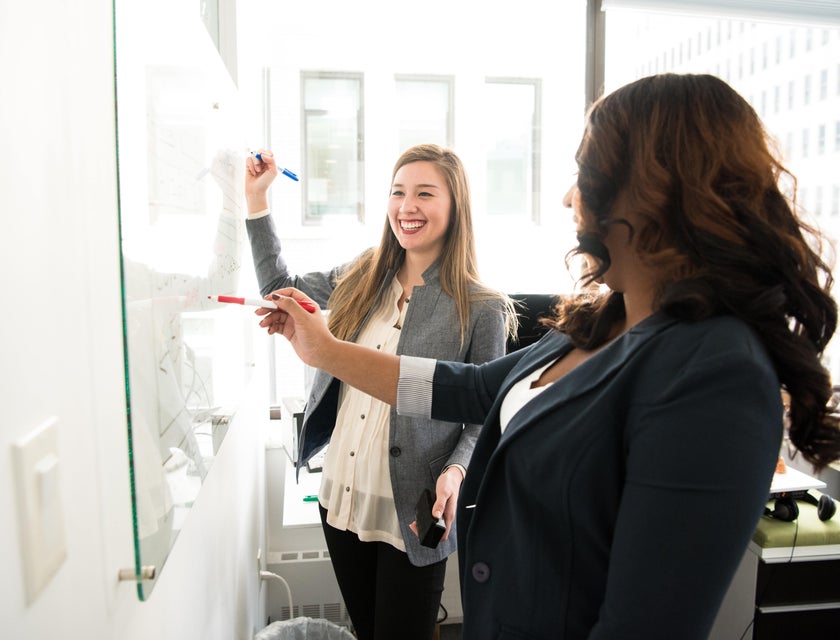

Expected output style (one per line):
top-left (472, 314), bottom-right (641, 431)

top-left (0, 1), bottom-right (268, 639)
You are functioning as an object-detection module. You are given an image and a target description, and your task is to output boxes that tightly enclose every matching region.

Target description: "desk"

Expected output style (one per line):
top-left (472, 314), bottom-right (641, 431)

top-left (710, 470), bottom-right (840, 639)
top-left (769, 465), bottom-right (826, 494)
top-left (749, 502), bottom-right (840, 638)
top-left (282, 458), bottom-right (323, 527)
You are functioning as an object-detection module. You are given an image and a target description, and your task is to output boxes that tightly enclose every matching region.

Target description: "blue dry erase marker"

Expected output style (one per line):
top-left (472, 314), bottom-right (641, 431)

top-left (254, 152), bottom-right (299, 182)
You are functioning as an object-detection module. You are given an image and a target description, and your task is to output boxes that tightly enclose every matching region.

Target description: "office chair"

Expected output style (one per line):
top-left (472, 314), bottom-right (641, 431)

top-left (507, 294), bottom-right (559, 353)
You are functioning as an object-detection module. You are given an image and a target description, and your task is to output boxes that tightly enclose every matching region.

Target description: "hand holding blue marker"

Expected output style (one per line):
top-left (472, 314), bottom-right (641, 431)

top-left (252, 151), bottom-right (299, 182)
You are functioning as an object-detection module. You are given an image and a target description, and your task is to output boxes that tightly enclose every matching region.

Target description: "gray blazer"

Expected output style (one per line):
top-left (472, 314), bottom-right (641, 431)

top-left (247, 214), bottom-right (507, 565)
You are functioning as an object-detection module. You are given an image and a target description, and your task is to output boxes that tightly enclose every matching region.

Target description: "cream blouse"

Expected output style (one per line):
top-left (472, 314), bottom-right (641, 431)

top-left (319, 277), bottom-right (409, 550)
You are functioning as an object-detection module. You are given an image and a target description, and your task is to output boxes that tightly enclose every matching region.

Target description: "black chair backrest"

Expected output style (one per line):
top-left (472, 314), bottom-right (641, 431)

top-left (507, 293), bottom-right (559, 353)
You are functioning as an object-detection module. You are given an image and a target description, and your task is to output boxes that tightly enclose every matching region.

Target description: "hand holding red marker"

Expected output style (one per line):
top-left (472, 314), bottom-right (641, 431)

top-left (209, 294), bottom-right (317, 313)
top-left (253, 287), bottom-right (338, 366)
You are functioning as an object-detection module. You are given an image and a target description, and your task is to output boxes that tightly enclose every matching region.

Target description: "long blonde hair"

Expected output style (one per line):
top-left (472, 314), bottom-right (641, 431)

top-left (327, 144), bottom-right (515, 343)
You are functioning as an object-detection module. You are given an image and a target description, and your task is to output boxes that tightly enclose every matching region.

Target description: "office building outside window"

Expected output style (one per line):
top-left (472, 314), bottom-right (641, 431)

top-left (603, 4), bottom-right (840, 377)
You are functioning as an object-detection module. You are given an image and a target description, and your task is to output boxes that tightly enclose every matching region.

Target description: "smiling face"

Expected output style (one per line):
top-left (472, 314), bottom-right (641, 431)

top-left (387, 161), bottom-right (452, 260)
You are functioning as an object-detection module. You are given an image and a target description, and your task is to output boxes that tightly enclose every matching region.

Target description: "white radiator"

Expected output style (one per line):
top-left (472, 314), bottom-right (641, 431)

top-left (266, 549), bottom-right (351, 627)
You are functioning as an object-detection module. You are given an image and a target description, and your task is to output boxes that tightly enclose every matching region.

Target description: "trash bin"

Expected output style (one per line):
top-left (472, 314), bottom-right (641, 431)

top-left (254, 617), bottom-right (355, 640)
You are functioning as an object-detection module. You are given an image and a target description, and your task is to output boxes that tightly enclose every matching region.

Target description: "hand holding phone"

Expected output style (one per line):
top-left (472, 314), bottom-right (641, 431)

top-left (415, 488), bottom-right (446, 548)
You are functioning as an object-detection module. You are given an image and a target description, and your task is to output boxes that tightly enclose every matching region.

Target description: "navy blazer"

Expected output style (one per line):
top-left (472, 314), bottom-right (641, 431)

top-left (427, 313), bottom-right (782, 639)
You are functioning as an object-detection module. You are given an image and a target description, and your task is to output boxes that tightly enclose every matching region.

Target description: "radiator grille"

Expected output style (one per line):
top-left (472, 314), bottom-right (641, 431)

top-left (266, 550), bottom-right (350, 627)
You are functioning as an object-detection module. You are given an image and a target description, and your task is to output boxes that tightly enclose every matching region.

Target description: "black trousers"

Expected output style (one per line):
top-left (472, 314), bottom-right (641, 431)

top-left (319, 505), bottom-right (447, 640)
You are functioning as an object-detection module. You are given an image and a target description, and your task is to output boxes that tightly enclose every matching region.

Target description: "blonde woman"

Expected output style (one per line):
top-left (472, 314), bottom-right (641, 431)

top-left (245, 144), bottom-right (514, 640)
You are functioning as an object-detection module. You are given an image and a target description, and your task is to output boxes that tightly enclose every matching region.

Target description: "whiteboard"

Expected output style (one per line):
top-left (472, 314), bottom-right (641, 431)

top-left (115, 0), bottom-right (250, 599)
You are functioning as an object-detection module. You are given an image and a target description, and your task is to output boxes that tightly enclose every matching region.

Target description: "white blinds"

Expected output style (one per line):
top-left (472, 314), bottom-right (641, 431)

top-left (600, 1), bottom-right (840, 25)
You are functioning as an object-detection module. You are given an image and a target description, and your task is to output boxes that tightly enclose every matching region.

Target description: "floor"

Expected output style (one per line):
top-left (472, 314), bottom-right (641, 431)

top-left (437, 623), bottom-right (463, 639)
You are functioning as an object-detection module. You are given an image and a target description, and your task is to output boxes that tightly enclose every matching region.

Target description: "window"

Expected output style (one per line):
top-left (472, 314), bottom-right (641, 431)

top-left (484, 78), bottom-right (541, 220)
top-left (301, 72), bottom-right (364, 222)
top-left (248, 0), bottom-right (586, 294)
top-left (239, 0), bottom-right (839, 401)
top-left (394, 75), bottom-right (454, 152)
top-left (602, 4), bottom-right (840, 383)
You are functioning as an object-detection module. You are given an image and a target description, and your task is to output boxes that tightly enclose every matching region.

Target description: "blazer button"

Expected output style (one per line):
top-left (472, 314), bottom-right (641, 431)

top-left (389, 446), bottom-right (402, 457)
top-left (471, 562), bottom-right (490, 583)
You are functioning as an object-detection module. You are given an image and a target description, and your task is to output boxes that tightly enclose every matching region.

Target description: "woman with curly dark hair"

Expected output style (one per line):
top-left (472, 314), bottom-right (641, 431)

top-left (257, 74), bottom-right (840, 639)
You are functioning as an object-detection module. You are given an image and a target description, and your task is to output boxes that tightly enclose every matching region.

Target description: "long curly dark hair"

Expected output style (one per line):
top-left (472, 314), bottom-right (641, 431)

top-left (553, 73), bottom-right (840, 471)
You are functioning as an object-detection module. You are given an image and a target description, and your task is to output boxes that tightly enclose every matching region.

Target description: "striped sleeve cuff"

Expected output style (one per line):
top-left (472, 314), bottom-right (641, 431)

top-left (397, 355), bottom-right (436, 418)
top-left (247, 208), bottom-right (271, 220)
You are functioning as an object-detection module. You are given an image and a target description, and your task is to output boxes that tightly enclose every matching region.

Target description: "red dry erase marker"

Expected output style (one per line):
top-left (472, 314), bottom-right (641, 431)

top-left (209, 295), bottom-right (317, 313)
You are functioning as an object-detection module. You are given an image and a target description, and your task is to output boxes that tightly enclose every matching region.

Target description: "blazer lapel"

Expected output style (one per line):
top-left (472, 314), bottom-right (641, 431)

top-left (498, 312), bottom-right (677, 444)
top-left (460, 313), bottom-right (677, 515)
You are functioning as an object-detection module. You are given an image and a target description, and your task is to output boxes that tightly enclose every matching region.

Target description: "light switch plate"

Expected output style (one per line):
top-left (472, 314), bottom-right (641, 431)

top-left (12, 416), bottom-right (67, 605)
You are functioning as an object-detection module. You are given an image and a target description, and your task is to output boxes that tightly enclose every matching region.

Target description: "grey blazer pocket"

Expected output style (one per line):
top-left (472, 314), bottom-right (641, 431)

top-left (427, 450), bottom-right (454, 482)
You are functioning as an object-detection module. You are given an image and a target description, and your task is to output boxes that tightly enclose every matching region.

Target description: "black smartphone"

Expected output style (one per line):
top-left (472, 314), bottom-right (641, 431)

top-left (415, 488), bottom-right (446, 548)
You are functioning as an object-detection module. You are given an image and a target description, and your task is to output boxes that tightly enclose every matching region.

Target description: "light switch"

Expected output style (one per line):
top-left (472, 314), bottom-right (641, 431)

top-left (12, 416), bottom-right (67, 605)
